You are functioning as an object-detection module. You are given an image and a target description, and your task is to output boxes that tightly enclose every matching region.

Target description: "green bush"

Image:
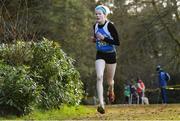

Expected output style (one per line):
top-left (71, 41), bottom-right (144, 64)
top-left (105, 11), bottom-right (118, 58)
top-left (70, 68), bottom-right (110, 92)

top-left (31, 38), bottom-right (83, 109)
top-left (0, 62), bottom-right (39, 115)
top-left (0, 38), bottom-right (83, 115)
top-left (0, 41), bottom-right (33, 66)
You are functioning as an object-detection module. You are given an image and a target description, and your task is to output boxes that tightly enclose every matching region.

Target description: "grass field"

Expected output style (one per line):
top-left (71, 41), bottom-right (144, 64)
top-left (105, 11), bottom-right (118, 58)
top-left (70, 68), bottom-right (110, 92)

top-left (84, 104), bottom-right (180, 120)
top-left (0, 104), bottom-right (180, 120)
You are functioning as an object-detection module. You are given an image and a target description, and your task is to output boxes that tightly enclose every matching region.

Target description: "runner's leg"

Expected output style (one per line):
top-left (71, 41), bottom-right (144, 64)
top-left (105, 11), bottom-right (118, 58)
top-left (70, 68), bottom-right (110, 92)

top-left (106, 63), bottom-right (117, 102)
top-left (95, 59), bottom-right (106, 108)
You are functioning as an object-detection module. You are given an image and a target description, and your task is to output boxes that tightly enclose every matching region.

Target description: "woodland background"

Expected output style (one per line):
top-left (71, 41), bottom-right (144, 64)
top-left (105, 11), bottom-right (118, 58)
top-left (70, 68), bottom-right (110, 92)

top-left (0, 0), bottom-right (180, 104)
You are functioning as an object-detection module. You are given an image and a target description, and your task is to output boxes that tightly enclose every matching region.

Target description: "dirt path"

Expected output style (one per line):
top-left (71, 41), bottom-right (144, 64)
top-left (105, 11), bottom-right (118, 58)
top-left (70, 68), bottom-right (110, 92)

top-left (78, 104), bottom-right (180, 120)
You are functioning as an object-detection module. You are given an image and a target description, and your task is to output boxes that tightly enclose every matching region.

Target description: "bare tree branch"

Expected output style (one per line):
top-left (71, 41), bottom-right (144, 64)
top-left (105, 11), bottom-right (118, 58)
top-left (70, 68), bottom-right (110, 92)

top-left (151, 0), bottom-right (180, 48)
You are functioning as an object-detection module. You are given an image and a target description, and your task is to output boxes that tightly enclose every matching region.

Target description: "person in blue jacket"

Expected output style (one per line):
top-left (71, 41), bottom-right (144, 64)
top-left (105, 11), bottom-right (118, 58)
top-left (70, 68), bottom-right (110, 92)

top-left (156, 65), bottom-right (169, 104)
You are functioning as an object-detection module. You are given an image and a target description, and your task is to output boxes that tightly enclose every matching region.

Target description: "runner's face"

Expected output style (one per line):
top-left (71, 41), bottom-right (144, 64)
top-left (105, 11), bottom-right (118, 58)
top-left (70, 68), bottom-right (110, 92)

top-left (95, 10), bottom-right (106, 24)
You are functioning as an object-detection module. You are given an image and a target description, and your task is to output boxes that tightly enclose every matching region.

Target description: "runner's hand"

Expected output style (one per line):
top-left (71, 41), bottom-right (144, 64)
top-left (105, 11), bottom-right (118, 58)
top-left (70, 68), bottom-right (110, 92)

top-left (90, 36), bottom-right (96, 43)
top-left (96, 32), bottom-right (105, 41)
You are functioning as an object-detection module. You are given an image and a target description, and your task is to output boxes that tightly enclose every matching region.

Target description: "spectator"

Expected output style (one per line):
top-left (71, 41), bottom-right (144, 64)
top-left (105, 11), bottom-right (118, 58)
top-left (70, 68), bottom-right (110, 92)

top-left (156, 65), bottom-right (170, 104)
top-left (136, 78), bottom-right (145, 104)
top-left (124, 81), bottom-right (131, 104)
top-left (130, 80), bottom-right (139, 104)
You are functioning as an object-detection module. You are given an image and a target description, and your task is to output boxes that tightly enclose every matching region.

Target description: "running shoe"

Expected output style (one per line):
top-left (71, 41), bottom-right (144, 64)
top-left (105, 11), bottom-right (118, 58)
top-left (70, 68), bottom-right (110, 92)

top-left (97, 106), bottom-right (105, 114)
top-left (108, 91), bottom-right (115, 103)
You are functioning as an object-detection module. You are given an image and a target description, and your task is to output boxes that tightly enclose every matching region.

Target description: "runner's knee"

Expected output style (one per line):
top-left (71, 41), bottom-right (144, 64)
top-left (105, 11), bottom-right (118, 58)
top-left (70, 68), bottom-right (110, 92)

top-left (97, 75), bottom-right (103, 82)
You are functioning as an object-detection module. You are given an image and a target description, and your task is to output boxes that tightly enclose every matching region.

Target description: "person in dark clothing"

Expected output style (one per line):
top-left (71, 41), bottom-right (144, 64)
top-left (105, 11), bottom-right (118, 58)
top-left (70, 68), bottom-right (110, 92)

top-left (91, 5), bottom-right (120, 114)
top-left (130, 83), bottom-right (139, 104)
top-left (156, 65), bottom-right (170, 104)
